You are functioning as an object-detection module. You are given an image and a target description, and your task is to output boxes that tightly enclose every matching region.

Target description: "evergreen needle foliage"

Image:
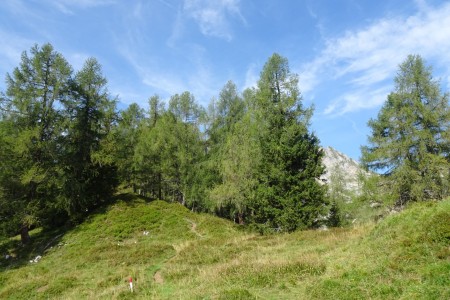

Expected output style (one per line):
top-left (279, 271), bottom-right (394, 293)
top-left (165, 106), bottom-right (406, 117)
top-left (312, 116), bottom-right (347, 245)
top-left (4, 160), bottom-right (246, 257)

top-left (362, 55), bottom-right (450, 204)
top-left (0, 44), bottom-right (118, 242)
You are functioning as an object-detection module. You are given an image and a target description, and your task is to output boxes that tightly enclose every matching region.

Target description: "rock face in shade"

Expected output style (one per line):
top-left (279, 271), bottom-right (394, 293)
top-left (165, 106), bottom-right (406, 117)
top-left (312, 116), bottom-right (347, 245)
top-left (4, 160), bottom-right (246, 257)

top-left (320, 146), bottom-right (371, 195)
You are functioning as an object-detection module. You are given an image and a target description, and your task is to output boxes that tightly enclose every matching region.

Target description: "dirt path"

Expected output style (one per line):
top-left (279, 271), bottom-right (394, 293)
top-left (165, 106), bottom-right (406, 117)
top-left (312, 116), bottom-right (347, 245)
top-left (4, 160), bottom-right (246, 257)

top-left (153, 219), bottom-right (203, 284)
top-left (186, 218), bottom-right (204, 238)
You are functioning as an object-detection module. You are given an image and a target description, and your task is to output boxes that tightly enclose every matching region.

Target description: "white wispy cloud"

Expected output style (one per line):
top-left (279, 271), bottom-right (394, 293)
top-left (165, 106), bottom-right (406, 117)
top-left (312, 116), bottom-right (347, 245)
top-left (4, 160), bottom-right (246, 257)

top-left (182, 0), bottom-right (245, 41)
top-left (167, 8), bottom-right (186, 48)
top-left (44, 0), bottom-right (117, 14)
top-left (324, 86), bottom-right (391, 116)
top-left (115, 35), bottom-right (218, 107)
top-left (0, 30), bottom-right (35, 88)
top-left (299, 1), bottom-right (450, 116)
top-left (0, 1), bottom-right (49, 33)
top-left (243, 63), bottom-right (260, 90)
top-left (156, 0), bottom-right (175, 9)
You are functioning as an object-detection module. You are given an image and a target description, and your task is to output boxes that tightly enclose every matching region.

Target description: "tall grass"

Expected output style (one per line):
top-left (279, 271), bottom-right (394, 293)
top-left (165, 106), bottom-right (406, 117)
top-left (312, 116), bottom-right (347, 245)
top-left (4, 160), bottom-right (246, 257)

top-left (0, 194), bottom-right (448, 299)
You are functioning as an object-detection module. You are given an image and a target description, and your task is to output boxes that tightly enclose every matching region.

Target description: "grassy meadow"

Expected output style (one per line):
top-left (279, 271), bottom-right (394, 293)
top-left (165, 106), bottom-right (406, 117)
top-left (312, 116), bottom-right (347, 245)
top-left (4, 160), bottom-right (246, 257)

top-left (0, 193), bottom-right (449, 299)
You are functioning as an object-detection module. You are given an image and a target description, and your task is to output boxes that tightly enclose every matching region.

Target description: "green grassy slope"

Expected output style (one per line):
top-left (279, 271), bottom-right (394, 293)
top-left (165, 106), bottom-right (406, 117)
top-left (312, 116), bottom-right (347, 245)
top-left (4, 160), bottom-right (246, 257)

top-left (0, 194), bottom-right (449, 299)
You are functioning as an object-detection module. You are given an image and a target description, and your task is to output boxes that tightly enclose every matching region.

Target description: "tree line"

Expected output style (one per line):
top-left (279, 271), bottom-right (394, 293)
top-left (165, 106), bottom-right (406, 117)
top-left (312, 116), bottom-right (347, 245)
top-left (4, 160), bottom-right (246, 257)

top-left (0, 44), bottom-right (449, 243)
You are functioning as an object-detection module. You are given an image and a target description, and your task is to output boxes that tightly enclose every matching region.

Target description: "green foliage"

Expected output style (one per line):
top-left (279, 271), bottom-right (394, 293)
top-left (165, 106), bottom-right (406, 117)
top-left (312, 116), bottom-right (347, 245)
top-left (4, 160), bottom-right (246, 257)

top-left (1, 48), bottom-right (328, 234)
top-left (0, 44), bottom-right (119, 238)
top-left (3, 43), bottom-right (449, 276)
top-left (109, 102), bottom-right (145, 187)
top-left (249, 53), bottom-right (326, 231)
top-left (61, 57), bottom-right (118, 220)
top-left (362, 55), bottom-right (450, 204)
top-left (327, 201), bottom-right (342, 227)
top-left (210, 113), bottom-right (261, 223)
top-left (208, 80), bottom-right (245, 146)
top-left (0, 44), bottom-right (72, 241)
top-left (207, 55), bottom-right (326, 230)
top-left (168, 91), bottom-right (203, 124)
top-left (206, 81), bottom-right (247, 217)
top-left (134, 94), bottom-right (206, 209)
top-left (148, 94), bottom-right (165, 126)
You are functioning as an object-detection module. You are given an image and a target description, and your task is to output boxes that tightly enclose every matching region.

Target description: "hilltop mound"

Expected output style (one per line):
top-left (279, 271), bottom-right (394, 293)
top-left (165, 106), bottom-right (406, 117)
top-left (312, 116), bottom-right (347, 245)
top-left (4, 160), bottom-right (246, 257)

top-left (311, 199), bottom-right (450, 299)
top-left (0, 196), bottom-right (241, 299)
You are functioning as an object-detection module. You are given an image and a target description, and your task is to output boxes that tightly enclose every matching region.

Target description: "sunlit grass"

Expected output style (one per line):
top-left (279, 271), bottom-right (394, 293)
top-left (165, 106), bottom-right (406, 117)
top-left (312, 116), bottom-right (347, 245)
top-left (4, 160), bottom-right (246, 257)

top-left (0, 195), bottom-right (448, 299)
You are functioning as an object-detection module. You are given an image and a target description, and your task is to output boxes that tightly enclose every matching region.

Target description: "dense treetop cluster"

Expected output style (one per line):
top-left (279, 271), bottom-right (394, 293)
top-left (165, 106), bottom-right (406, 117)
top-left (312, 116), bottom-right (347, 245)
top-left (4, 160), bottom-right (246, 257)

top-left (0, 45), bottom-right (448, 243)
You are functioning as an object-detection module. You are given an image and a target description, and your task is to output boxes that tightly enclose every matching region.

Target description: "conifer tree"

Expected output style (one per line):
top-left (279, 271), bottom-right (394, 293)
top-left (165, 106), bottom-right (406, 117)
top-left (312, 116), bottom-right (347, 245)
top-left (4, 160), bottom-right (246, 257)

top-left (61, 58), bottom-right (118, 220)
top-left (134, 92), bottom-right (205, 207)
top-left (362, 55), bottom-right (450, 204)
top-left (0, 44), bottom-right (72, 242)
top-left (133, 97), bottom-right (166, 199)
top-left (210, 112), bottom-right (261, 224)
top-left (206, 81), bottom-right (246, 214)
top-left (251, 53), bottom-right (326, 231)
top-left (110, 103), bottom-right (145, 189)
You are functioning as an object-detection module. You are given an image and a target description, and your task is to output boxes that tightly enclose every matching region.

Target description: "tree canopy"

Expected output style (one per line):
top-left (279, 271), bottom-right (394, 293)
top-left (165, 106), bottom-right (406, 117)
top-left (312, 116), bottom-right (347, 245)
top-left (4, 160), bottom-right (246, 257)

top-left (0, 44), bottom-right (117, 242)
top-left (362, 54), bottom-right (450, 204)
top-left (3, 44), bottom-right (448, 241)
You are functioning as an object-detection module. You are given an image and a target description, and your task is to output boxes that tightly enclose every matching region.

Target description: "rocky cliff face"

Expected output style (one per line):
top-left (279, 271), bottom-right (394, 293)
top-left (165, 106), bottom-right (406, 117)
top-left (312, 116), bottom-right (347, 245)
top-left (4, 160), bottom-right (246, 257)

top-left (320, 146), bottom-right (370, 195)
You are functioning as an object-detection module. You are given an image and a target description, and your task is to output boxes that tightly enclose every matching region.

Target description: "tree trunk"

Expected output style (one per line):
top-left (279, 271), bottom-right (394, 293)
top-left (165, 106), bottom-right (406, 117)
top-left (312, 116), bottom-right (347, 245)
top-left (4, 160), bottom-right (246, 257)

top-left (21, 225), bottom-right (31, 245)
top-left (237, 212), bottom-right (245, 225)
top-left (158, 173), bottom-right (162, 200)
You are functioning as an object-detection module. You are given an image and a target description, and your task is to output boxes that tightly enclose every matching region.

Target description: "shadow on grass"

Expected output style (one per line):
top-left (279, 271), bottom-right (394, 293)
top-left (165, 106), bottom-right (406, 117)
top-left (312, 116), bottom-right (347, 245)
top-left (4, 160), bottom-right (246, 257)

top-left (0, 191), bottom-right (164, 273)
top-left (0, 192), bottom-right (133, 272)
top-left (0, 226), bottom-right (67, 272)
top-left (113, 190), bottom-right (157, 203)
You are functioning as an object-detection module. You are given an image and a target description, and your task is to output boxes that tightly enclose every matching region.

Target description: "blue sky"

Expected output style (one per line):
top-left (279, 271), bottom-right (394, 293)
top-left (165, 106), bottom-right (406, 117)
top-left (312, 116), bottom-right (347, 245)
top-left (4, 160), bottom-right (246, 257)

top-left (1, 0), bottom-right (450, 161)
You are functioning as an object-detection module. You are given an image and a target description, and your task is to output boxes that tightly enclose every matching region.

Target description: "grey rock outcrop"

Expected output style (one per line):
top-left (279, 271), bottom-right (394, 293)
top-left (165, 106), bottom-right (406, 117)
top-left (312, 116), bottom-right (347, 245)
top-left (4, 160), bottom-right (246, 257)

top-left (320, 146), bottom-right (370, 195)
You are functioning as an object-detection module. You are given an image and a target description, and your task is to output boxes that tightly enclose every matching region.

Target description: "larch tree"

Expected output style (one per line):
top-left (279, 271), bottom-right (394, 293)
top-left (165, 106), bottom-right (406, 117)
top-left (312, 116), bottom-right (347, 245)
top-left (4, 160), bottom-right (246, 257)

top-left (206, 81), bottom-right (246, 214)
top-left (167, 92), bottom-right (205, 206)
top-left (134, 92), bottom-right (205, 207)
top-left (148, 94), bottom-right (165, 127)
top-left (0, 44), bottom-right (72, 243)
top-left (134, 112), bottom-right (172, 200)
top-left (208, 81), bottom-right (245, 146)
top-left (362, 54), bottom-right (450, 204)
top-left (61, 57), bottom-right (118, 220)
top-left (210, 112), bottom-right (261, 224)
top-left (168, 91), bottom-right (202, 124)
top-left (133, 96), bottom-right (166, 199)
top-left (111, 103), bottom-right (145, 189)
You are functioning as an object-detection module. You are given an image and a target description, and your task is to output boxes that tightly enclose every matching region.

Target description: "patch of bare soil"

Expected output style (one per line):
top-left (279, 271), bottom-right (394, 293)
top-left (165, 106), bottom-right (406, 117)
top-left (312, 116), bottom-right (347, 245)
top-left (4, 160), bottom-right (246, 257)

top-left (153, 270), bottom-right (164, 284)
